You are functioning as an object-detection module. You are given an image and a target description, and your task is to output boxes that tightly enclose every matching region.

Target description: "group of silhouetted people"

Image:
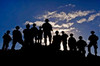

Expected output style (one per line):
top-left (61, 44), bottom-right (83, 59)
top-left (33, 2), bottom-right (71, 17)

top-left (2, 19), bottom-right (99, 56)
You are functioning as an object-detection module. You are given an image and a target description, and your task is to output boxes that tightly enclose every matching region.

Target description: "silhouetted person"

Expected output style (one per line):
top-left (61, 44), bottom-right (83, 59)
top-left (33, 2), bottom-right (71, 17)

top-left (11, 26), bottom-right (23, 50)
top-left (68, 33), bottom-right (76, 51)
top-left (38, 26), bottom-right (43, 44)
top-left (42, 19), bottom-right (53, 46)
top-left (31, 23), bottom-right (38, 44)
top-left (61, 31), bottom-right (68, 51)
top-left (76, 36), bottom-right (87, 56)
top-left (88, 31), bottom-right (99, 56)
top-left (23, 24), bottom-right (31, 47)
top-left (2, 30), bottom-right (12, 50)
top-left (52, 31), bottom-right (61, 51)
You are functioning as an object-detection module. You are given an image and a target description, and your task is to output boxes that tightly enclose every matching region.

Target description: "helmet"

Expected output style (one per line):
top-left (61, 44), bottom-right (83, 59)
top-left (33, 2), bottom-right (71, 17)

top-left (91, 31), bottom-right (95, 34)
top-left (45, 19), bottom-right (49, 22)
top-left (7, 30), bottom-right (10, 34)
top-left (15, 26), bottom-right (20, 29)
top-left (61, 31), bottom-right (64, 34)
top-left (55, 31), bottom-right (59, 34)
top-left (70, 33), bottom-right (73, 36)
top-left (33, 23), bottom-right (36, 26)
top-left (79, 36), bottom-right (82, 39)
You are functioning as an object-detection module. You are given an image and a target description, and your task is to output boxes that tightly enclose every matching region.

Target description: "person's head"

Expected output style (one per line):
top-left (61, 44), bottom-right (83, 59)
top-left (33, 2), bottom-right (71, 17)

top-left (45, 19), bottom-right (49, 23)
top-left (70, 33), bottom-right (73, 37)
top-left (61, 31), bottom-right (65, 34)
top-left (26, 24), bottom-right (30, 29)
top-left (79, 36), bottom-right (83, 40)
top-left (91, 31), bottom-right (95, 35)
top-left (55, 31), bottom-right (59, 35)
top-left (7, 30), bottom-right (10, 34)
top-left (33, 23), bottom-right (36, 27)
top-left (15, 26), bottom-right (20, 30)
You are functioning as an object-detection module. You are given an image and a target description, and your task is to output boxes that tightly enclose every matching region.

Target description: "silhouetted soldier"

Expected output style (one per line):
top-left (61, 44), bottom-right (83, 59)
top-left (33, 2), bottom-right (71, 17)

top-left (52, 31), bottom-right (61, 51)
top-left (88, 31), bottom-right (99, 56)
top-left (11, 26), bottom-right (23, 50)
top-left (42, 19), bottom-right (52, 46)
top-left (38, 26), bottom-right (43, 44)
top-left (76, 36), bottom-right (87, 56)
top-left (68, 33), bottom-right (76, 51)
top-left (31, 23), bottom-right (38, 44)
top-left (61, 31), bottom-right (68, 51)
top-left (2, 30), bottom-right (12, 50)
top-left (23, 24), bottom-right (31, 47)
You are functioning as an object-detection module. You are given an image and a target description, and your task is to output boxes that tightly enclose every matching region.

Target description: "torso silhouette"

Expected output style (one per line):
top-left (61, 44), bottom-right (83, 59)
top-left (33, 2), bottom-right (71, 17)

top-left (23, 28), bottom-right (31, 41)
top-left (52, 32), bottom-right (61, 50)
top-left (88, 34), bottom-right (98, 44)
top-left (77, 39), bottom-right (87, 49)
top-left (3, 33), bottom-right (11, 43)
top-left (31, 27), bottom-right (38, 36)
top-left (53, 35), bottom-right (61, 44)
top-left (13, 30), bottom-right (22, 40)
top-left (42, 22), bottom-right (52, 33)
top-left (68, 35), bottom-right (76, 51)
top-left (62, 34), bottom-right (68, 44)
top-left (68, 37), bottom-right (76, 45)
top-left (38, 29), bottom-right (43, 39)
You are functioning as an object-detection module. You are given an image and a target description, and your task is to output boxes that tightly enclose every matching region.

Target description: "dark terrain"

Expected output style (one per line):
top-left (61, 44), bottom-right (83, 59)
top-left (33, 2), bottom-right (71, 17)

top-left (0, 43), bottom-right (100, 65)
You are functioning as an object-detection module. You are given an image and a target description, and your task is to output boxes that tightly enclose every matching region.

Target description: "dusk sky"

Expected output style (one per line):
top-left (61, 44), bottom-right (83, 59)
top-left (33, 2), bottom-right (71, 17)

top-left (0, 0), bottom-right (100, 56)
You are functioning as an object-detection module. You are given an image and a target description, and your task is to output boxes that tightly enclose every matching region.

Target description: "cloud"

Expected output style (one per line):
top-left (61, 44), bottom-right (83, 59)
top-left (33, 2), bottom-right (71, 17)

top-left (53, 27), bottom-right (75, 34)
top-left (25, 21), bottom-right (33, 25)
top-left (58, 4), bottom-right (76, 9)
top-left (61, 23), bottom-right (74, 28)
top-left (34, 21), bottom-right (44, 26)
top-left (77, 12), bottom-right (100, 23)
top-left (88, 12), bottom-right (100, 22)
top-left (67, 10), bottom-right (94, 22)
top-left (77, 18), bottom-right (87, 23)
top-left (25, 19), bottom-right (74, 28)
top-left (25, 10), bottom-right (95, 33)
top-left (37, 10), bottom-right (94, 22)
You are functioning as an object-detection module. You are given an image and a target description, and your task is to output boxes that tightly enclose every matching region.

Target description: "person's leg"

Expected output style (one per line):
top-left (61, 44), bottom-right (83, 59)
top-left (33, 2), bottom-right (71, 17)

top-left (88, 43), bottom-right (92, 54)
top-left (82, 48), bottom-right (86, 57)
top-left (48, 33), bottom-right (52, 45)
top-left (44, 33), bottom-right (47, 46)
top-left (2, 41), bottom-right (5, 50)
top-left (35, 35), bottom-right (38, 43)
top-left (5, 42), bottom-right (9, 50)
top-left (63, 42), bottom-right (67, 51)
top-left (11, 40), bottom-right (17, 50)
top-left (94, 44), bottom-right (98, 56)
top-left (19, 39), bottom-right (24, 46)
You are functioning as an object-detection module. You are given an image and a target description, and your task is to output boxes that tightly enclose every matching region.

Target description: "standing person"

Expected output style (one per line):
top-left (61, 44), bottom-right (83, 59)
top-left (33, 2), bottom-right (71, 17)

top-left (23, 24), bottom-right (31, 47)
top-left (42, 19), bottom-right (53, 46)
top-left (61, 31), bottom-right (68, 51)
top-left (38, 26), bottom-right (43, 44)
top-left (88, 31), bottom-right (99, 56)
top-left (76, 36), bottom-right (87, 56)
top-left (31, 23), bottom-right (38, 44)
top-left (68, 33), bottom-right (76, 51)
top-left (52, 31), bottom-right (61, 51)
top-left (11, 26), bottom-right (23, 50)
top-left (2, 30), bottom-right (12, 50)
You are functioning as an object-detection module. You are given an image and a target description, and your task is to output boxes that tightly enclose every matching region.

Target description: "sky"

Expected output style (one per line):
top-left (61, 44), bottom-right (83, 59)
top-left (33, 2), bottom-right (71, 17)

top-left (0, 0), bottom-right (100, 56)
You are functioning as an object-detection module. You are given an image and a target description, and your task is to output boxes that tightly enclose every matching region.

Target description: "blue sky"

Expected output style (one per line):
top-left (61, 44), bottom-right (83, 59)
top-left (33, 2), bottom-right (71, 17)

top-left (0, 0), bottom-right (100, 55)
